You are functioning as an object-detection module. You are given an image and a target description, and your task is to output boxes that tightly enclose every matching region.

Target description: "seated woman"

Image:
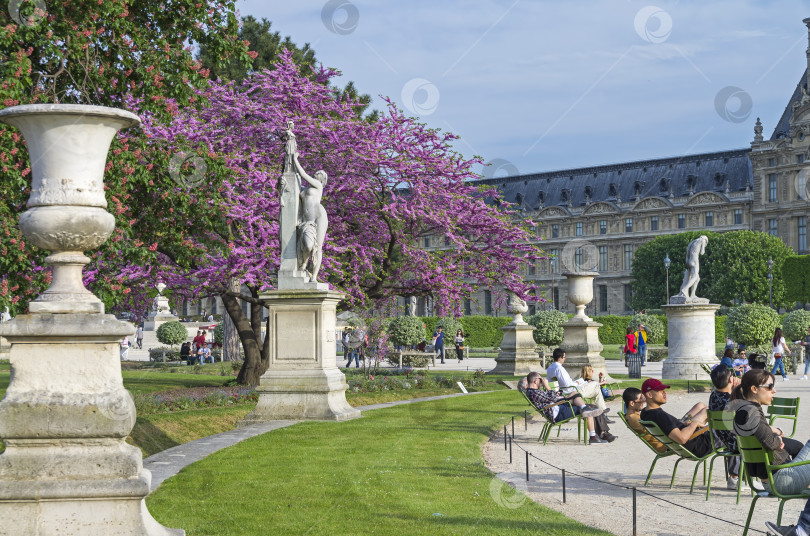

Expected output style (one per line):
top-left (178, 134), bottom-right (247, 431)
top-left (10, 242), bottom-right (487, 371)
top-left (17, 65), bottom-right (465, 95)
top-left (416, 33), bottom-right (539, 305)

top-left (580, 365), bottom-right (612, 400)
top-left (729, 369), bottom-right (809, 535)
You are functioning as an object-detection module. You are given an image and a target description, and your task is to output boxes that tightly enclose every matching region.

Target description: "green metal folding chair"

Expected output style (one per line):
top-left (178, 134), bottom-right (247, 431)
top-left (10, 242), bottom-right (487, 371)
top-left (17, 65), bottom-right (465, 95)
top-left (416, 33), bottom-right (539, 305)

top-left (639, 419), bottom-right (714, 493)
top-left (618, 411), bottom-right (675, 486)
top-left (767, 396), bottom-right (800, 438)
top-left (705, 409), bottom-right (748, 503)
top-left (699, 363), bottom-right (713, 376)
top-left (738, 434), bottom-right (810, 536)
top-left (521, 390), bottom-right (585, 445)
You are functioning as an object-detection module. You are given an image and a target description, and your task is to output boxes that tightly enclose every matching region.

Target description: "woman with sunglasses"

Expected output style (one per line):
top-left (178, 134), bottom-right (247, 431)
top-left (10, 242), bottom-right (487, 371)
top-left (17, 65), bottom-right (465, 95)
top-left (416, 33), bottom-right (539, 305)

top-left (729, 370), bottom-right (809, 535)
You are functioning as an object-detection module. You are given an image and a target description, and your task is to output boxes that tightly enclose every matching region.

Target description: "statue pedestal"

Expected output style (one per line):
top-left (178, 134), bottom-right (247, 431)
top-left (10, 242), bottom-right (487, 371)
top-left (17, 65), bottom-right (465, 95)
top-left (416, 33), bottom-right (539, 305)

top-left (239, 289), bottom-right (360, 423)
top-left (662, 303), bottom-right (720, 380)
top-left (0, 314), bottom-right (183, 536)
top-left (489, 320), bottom-right (543, 375)
top-left (143, 312), bottom-right (178, 331)
top-left (560, 316), bottom-right (608, 378)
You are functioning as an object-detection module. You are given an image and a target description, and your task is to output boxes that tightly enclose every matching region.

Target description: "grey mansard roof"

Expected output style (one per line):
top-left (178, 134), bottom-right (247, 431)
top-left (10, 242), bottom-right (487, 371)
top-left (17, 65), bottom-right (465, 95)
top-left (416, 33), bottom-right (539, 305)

top-left (473, 149), bottom-right (753, 210)
top-left (771, 70), bottom-right (806, 141)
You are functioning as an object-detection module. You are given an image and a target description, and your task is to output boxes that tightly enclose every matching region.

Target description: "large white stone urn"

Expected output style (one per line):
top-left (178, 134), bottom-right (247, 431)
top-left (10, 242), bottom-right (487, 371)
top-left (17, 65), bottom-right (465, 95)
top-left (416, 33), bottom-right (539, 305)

top-left (559, 272), bottom-right (607, 378)
top-left (0, 104), bottom-right (183, 535)
top-left (564, 271), bottom-right (598, 321)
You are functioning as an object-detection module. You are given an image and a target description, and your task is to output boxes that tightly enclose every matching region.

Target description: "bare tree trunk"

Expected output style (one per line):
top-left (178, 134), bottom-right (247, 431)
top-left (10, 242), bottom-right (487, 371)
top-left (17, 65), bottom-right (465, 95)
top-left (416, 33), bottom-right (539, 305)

top-left (222, 278), bottom-right (241, 362)
top-left (221, 292), bottom-right (268, 386)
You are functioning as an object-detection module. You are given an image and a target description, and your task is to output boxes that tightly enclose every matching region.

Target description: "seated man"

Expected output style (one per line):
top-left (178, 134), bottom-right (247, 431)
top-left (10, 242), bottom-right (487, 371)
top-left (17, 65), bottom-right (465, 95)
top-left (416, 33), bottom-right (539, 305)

top-left (639, 379), bottom-right (712, 457)
top-left (546, 348), bottom-right (607, 410)
top-left (732, 349), bottom-right (751, 375)
top-left (708, 366), bottom-right (747, 490)
top-left (622, 387), bottom-right (667, 454)
top-left (525, 372), bottom-right (613, 444)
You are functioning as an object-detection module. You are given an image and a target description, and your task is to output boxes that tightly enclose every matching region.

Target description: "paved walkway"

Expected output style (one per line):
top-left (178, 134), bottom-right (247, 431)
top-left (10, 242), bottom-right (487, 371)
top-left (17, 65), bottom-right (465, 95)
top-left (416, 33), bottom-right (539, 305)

top-left (143, 391), bottom-right (491, 491)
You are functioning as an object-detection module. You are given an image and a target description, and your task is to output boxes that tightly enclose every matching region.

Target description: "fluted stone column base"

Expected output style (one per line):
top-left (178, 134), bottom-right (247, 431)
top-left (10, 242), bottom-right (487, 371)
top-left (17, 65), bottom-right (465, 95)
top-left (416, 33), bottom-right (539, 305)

top-left (239, 289), bottom-right (360, 423)
top-left (489, 321), bottom-right (543, 376)
top-left (560, 317), bottom-right (608, 379)
top-left (662, 303), bottom-right (720, 380)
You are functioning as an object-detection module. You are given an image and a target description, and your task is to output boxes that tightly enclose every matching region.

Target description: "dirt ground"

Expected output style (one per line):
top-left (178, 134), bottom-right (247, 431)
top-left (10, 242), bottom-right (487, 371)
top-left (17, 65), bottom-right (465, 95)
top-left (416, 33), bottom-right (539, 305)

top-left (484, 383), bottom-right (810, 536)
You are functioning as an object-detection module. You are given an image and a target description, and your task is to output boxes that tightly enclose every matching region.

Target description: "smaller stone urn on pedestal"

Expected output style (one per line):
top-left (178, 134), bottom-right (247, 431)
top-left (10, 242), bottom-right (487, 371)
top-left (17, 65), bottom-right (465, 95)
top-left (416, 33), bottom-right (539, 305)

top-left (143, 281), bottom-right (179, 331)
top-left (489, 292), bottom-right (544, 376)
top-left (560, 272), bottom-right (608, 379)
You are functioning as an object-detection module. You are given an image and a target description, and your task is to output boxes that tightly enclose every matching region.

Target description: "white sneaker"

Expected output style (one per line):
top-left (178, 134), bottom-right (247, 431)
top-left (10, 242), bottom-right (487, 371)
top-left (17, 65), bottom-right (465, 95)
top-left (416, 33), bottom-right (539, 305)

top-left (801, 375), bottom-right (807, 380)
top-left (727, 476), bottom-right (739, 490)
top-left (785, 377), bottom-right (790, 382)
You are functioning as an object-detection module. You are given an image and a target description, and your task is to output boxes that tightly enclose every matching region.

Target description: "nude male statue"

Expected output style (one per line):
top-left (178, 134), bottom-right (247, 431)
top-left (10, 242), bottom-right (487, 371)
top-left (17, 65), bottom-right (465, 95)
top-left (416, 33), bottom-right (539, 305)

top-left (292, 152), bottom-right (328, 283)
top-left (674, 235), bottom-right (709, 300)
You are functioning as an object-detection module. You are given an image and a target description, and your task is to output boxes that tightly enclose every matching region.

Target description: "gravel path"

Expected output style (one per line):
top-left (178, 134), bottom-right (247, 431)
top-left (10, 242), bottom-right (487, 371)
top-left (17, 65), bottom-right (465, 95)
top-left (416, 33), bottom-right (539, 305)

top-left (484, 381), bottom-right (810, 536)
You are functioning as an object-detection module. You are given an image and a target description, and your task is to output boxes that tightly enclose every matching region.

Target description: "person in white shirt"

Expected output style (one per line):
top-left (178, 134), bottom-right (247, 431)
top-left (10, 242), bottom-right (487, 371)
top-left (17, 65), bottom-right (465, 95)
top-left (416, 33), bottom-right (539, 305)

top-left (772, 327), bottom-right (792, 381)
top-left (545, 348), bottom-right (607, 410)
top-left (119, 337), bottom-right (130, 361)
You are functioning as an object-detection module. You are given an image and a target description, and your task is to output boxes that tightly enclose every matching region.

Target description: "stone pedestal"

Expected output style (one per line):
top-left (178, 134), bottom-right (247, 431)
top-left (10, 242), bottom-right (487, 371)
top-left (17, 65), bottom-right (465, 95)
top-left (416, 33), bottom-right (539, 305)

top-left (0, 314), bottom-right (182, 535)
top-left (489, 320), bottom-right (543, 376)
top-left (239, 289), bottom-right (360, 423)
top-left (662, 303), bottom-right (720, 380)
top-left (560, 317), bottom-right (608, 378)
top-left (143, 312), bottom-right (178, 331)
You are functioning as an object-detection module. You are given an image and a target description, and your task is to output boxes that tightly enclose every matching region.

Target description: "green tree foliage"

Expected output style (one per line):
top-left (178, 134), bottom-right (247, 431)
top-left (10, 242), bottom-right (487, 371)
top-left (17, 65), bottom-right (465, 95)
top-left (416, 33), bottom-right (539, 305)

top-left (783, 309), bottom-right (810, 342)
top-left (627, 313), bottom-right (664, 344)
top-left (629, 231), bottom-right (793, 310)
top-left (434, 316), bottom-right (462, 340)
top-left (783, 256), bottom-right (810, 305)
top-left (388, 316), bottom-right (425, 347)
top-left (198, 16), bottom-right (376, 121)
top-left (726, 304), bottom-right (780, 347)
top-left (526, 310), bottom-right (567, 346)
top-left (214, 323), bottom-right (224, 345)
top-left (156, 321), bottom-right (188, 348)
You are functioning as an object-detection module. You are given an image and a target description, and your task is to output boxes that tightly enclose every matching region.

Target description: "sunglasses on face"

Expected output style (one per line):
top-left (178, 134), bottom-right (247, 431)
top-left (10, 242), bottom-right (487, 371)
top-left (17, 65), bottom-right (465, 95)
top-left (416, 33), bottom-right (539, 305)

top-left (757, 383), bottom-right (775, 391)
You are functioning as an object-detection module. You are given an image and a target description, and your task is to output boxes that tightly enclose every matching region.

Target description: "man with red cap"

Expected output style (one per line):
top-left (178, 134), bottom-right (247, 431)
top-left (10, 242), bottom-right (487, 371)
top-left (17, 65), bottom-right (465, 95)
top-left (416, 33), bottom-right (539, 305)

top-left (639, 378), bottom-right (712, 457)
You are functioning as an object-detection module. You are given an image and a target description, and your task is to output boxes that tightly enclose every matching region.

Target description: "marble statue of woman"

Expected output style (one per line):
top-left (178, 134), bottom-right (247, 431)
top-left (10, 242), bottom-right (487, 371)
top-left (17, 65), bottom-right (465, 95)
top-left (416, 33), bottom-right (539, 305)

top-left (292, 152), bottom-right (328, 283)
top-left (673, 235), bottom-right (709, 302)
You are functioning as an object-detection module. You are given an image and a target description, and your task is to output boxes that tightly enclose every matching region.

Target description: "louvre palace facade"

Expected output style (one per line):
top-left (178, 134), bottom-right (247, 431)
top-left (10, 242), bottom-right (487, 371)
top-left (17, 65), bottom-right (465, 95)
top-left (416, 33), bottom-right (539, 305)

top-left (411, 18), bottom-right (810, 318)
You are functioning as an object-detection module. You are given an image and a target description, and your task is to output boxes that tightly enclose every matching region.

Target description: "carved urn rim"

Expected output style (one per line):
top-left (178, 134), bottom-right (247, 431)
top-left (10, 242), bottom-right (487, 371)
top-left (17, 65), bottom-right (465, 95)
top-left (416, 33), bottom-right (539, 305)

top-left (0, 104), bottom-right (141, 127)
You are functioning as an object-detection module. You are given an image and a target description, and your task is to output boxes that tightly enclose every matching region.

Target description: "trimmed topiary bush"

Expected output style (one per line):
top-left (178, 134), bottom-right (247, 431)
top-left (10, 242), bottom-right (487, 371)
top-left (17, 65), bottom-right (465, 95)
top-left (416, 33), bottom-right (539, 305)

top-left (783, 309), bottom-right (810, 342)
top-left (213, 323), bottom-right (224, 345)
top-left (435, 316), bottom-right (462, 339)
top-left (726, 304), bottom-right (780, 348)
top-left (388, 316), bottom-right (425, 347)
top-left (526, 310), bottom-right (567, 347)
top-left (627, 313), bottom-right (664, 344)
top-left (156, 321), bottom-right (188, 348)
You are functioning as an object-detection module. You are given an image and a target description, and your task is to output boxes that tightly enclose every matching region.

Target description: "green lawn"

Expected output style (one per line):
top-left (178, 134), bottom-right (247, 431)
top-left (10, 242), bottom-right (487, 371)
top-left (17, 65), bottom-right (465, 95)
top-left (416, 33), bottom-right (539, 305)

top-left (146, 391), bottom-right (614, 536)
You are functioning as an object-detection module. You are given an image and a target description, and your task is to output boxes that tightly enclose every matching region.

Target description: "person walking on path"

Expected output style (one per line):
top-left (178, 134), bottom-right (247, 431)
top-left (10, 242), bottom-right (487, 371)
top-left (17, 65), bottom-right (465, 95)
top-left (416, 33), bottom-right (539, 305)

top-left (454, 329), bottom-right (465, 363)
top-left (772, 327), bottom-right (792, 381)
top-left (798, 327), bottom-right (810, 380)
top-left (624, 327), bottom-right (637, 367)
top-left (135, 325), bottom-right (143, 350)
top-left (120, 337), bottom-right (130, 361)
top-left (432, 326), bottom-right (445, 364)
top-left (635, 324), bottom-right (648, 366)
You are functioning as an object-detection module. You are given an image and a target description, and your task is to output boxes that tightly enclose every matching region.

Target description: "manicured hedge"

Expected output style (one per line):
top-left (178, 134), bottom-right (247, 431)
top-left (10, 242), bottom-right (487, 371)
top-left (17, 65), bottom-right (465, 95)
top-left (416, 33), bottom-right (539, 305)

top-left (459, 316), bottom-right (512, 347)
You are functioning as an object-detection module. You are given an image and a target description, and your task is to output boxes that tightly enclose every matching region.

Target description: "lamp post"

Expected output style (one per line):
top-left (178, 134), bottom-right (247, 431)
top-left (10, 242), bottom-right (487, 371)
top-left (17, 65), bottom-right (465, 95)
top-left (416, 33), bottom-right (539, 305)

top-left (767, 257), bottom-right (774, 309)
top-left (664, 253), bottom-right (671, 304)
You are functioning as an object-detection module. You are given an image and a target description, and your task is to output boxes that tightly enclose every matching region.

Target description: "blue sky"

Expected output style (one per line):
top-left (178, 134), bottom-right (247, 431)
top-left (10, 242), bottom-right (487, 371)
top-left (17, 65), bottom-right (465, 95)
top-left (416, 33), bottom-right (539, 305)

top-left (239, 0), bottom-right (810, 178)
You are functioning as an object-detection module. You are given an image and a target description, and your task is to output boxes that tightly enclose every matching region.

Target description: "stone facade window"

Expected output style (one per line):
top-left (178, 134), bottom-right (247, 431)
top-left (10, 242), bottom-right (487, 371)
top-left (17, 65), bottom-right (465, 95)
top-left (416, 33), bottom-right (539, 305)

top-left (768, 157), bottom-right (777, 167)
top-left (599, 285), bottom-right (608, 312)
top-left (625, 218), bottom-right (633, 232)
top-left (799, 216), bottom-right (807, 253)
top-left (600, 220), bottom-right (607, 234)
top-left (624, 244), bottom-right (633, 270)
top-left (552, 224), bottom-right (559, 238)
top-left (575, 247), bottom-right (583, 269)
top-left (650, 216), bottom-right (658, 231)
top-left (484, 290), bottom-right (492, 315)
top-left (464, 298), bottom-right (471, 316)
top-left (623, 284), bottom-right (633, 312)
top-left (424, 236), bottom-right (430, 248)
top-left (678, 214), bottom-right (686, 228)
top-left (769, 218), bottom-right (778, 237)
top-left (734, 209), bottom-right (743, 225)
top-left (705, 211), bottom-right (713, 227)
top-left (599, 246), bottom-right (608, 271)
top-left (576, 222), bottom-right (582, 236)
top-left (769, 174), bottom-right (777, 203)
top-left (798, 154), bottom-right (805, 164)
top-left (550, 249), bottom-right (558, 272)
top-left (528, 263), bottom-right (536, 276)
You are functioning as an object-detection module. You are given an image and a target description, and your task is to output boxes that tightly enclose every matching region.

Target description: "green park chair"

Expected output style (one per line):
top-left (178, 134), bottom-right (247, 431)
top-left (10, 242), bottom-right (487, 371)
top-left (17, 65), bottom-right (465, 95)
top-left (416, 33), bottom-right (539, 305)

top-left (699, 363), bottom-right (714, 377)
top-left (738, 434), bottom-right (810, 536)
top-left (618, 411), bottom-right (675, 486)
top-left (639, 419), bottom-right (714, 493)
top-left (705, 409), bottom-right (748, 503)
top-left (520, 390), bottom-right (585, 445)
top-left (767, 396), bottom-right (800, 438)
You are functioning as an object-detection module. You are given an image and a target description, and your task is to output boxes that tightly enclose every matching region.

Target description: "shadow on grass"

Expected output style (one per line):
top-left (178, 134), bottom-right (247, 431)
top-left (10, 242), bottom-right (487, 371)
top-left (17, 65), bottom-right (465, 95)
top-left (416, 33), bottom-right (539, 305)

top-left (129, 419), bottom-right (179, 456)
